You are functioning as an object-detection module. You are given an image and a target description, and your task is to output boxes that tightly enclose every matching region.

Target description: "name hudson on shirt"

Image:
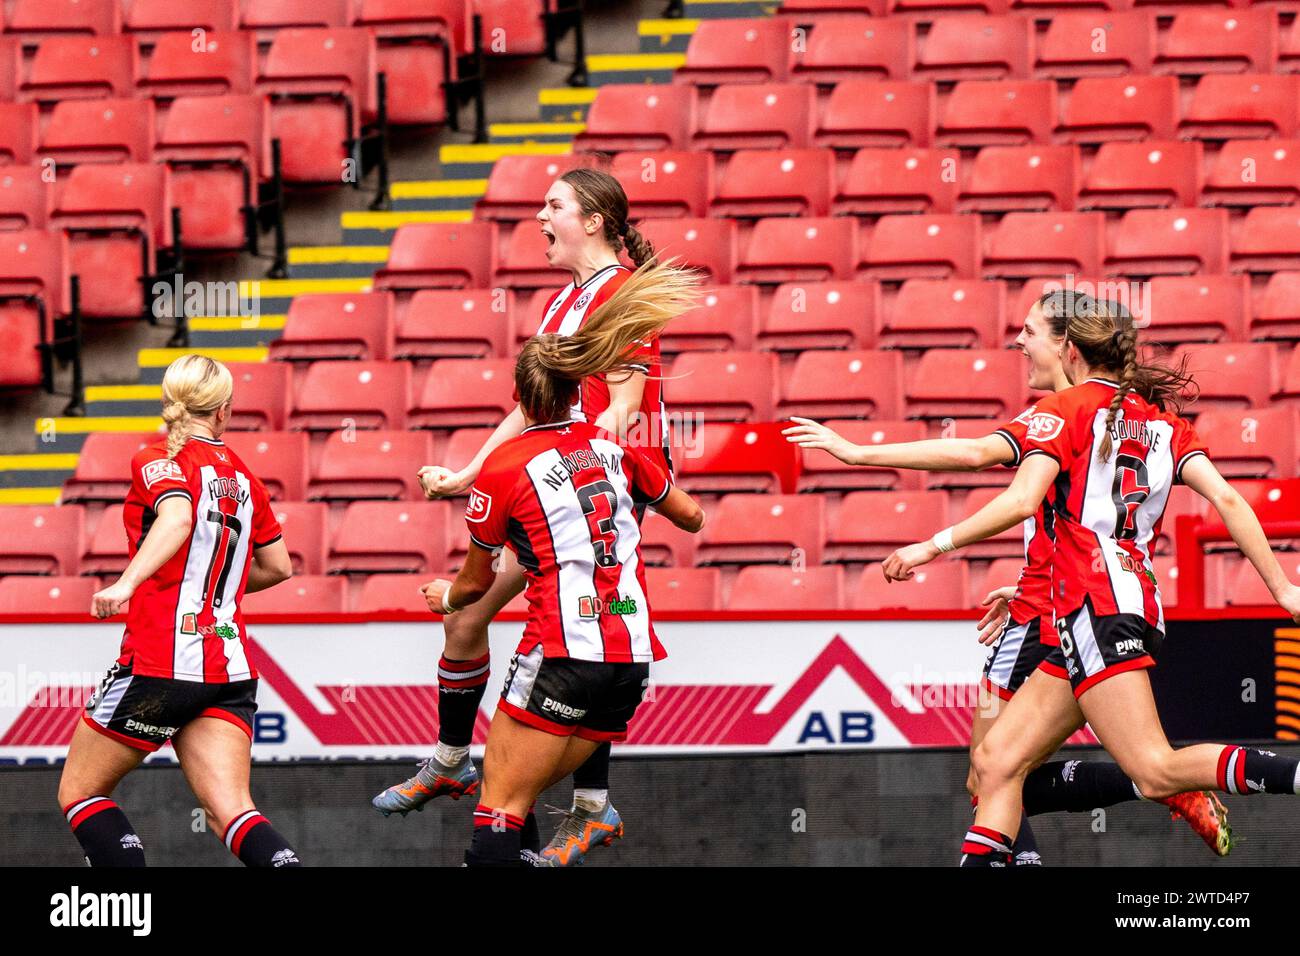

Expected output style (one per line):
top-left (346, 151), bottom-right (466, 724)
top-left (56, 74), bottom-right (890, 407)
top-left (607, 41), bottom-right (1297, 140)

top-left (49, 886), bottom-right (151, 937)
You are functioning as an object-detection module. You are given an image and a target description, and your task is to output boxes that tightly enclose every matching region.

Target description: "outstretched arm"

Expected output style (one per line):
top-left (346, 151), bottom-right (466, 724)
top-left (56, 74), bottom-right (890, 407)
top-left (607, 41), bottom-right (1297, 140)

top-left (1181, 455), bottom-right (1300, 621)
top-left (783, 418), bottom-right (1015, 471)
top-left (419, 405), bottom-right (527, 499)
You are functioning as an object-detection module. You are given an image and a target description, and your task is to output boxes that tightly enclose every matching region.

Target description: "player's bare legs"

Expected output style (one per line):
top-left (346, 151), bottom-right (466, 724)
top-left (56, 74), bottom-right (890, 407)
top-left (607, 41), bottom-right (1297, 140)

top-left (57, 719), bottom-right (149, 865)
top-left (173, 716), bottom-right (301, 866)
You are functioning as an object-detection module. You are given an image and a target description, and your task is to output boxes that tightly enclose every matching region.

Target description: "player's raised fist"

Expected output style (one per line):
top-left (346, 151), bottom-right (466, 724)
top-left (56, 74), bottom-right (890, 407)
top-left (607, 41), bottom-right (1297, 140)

top-left (417, 466), bottom-right (471, 499)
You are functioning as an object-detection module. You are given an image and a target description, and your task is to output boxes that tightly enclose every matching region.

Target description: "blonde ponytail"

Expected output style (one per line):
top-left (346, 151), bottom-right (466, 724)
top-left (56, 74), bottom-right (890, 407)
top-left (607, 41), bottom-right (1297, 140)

top-left (159, 354), bottom-right (234, 458)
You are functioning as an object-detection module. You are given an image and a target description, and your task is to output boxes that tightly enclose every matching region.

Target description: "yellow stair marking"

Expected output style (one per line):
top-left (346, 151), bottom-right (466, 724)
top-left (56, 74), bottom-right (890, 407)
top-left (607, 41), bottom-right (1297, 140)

top-left (85, 385), bottom-right (162, 402)
top-left (440, 142), bottom-right (573, 164)
top-left (236, 278), bottom-right (371, 298)
top-left (340, 210), bottom-right (473, 230)
top-left (389, 179), bottom-right (488, 199)
top-left (288, 246), bottom-right (391, 265)
top-left (0, 454), bottom-right (80, 470)
top-left (191, 314), bottom-right (286, 332)
top-left (539, 87), bottom-right (600, 106)
top-left (138, 347), bottom-right (269, 368)
top-left (585, 53), bottom-right (687, 71)
top-left (0, 488), bottom-right (62, 504)
top-left (639, 18), bottom-right (700, 35)
top-left (33, 417), bottom-right (163, 434)
top-left (489, 122), bottom-right (586, 137)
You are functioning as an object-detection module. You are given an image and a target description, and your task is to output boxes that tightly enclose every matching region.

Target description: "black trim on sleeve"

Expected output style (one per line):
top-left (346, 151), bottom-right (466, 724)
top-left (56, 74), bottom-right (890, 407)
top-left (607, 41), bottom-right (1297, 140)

top-left (151, 488), bottom-right (193, 510)
top-left (469, 533), bottom-right (504, 553)
top-left (1175, 449), bottom-right (1209, 484)
top-left (253, 533), bottom-right (283, 549)
top-left (1022, 448), bottom-right (1062, 466)
top-left (993, 429), bottom-right (1022, 467)
top-left (647, 480), bottom-right (671, 506)
top-left (625, 363), bottom-right (650, 374)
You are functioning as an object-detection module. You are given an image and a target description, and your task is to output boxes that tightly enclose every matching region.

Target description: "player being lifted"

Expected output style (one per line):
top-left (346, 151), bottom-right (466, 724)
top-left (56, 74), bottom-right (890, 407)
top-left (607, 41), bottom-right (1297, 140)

top-left (419, 258), bottom-right (704, 865)
top-left (59, 355), bottom-right (301, 867)
top-left (785, 291), bottom-right (1235, 860)
top-left (373, 167), bottom-right (678, 866)
top-left (876, 296), bottom-right (1300, 865)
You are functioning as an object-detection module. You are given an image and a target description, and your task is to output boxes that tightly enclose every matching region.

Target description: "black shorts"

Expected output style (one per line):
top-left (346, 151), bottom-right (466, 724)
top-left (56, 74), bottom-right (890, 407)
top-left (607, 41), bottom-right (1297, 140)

top-left (498, 643), bottom-right (650, 742)
top-left (1038, 599), bottom-right (1163, 699)
top-left (84, 659), bottom-right (258, 752)
top-left (982, 614), bottom-right (1052, 700)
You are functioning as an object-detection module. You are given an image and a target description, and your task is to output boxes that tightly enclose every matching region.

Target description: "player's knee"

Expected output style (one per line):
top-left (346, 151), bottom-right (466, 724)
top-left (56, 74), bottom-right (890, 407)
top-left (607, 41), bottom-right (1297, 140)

top-left (442, 612), bottom-right (489, 657)
top-left (972, 738), bottom-right (1031, 790)
top-left (56, 774), bottom-right (88, 811)
top-left (1129, 759), bottom-right (1178, 801)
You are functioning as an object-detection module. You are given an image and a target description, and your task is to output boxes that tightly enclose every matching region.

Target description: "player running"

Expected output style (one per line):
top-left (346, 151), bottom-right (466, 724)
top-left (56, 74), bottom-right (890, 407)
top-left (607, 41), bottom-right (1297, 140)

top-left (418, 259), bottom-right (704, 866)
top-left (58, 355), bottom-right (301, 867)
top-left (372, 168), bottom-right (672, 866)
top-left (784, 290), bottom-right (1234, 860)
top-left (877, 300), bottom-right (1300, 865)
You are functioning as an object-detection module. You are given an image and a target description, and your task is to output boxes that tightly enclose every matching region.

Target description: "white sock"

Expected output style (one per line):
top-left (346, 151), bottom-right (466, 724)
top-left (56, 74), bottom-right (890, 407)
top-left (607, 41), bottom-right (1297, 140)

top-left (573, 788), bottom-right (608, 813)
top-left (1132, 781), bottom-right (1145, 800)
top-left (434, 742), bottom-right (469, 767)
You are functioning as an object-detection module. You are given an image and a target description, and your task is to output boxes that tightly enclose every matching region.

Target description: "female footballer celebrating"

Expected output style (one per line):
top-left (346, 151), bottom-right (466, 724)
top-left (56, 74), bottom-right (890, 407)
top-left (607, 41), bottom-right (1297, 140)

top-left (784, 291), bottom-right (1231, 860)
top-left (419, 259), bottom-right (704, 866)
top-left (58, 355), bottom-right (301, 867)
top-left (373, 167), bottom-right (674, 866)
top-left (877, 303), bottom-right (1300, 866)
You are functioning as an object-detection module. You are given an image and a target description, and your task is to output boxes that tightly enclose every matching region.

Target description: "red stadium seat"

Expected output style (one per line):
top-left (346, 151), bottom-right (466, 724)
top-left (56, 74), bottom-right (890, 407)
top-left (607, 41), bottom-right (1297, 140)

top-left (1251, 271), bottom-right (1300, 340)
top-left (977, 557), bottom-right (1026, 603)
top-left (1273, 341), bottom-right (1300, 405)
top-left (737, 216), bottom-right (856, 283)
top-left (125, 0), bottom-right (240, 40)
top-left (440, 427), bottom-right (492, 480)
top-left (674, 17), bottom-right (794, 86)
top-left (243, 576), bottom-right (348, 615)
top-left (913, 15), bottom-right (1031, 81)
top-left (1133, 274), bottom-right (1248, 345)
top-left (472, 0), bottom-right (548, 57)
top-left (373, 222), bottom-right (495, 291)
top-left (907, 349), bottom-right (1027, 419)
top-left (289, 360), bottom-right (410, 431)
top-left (1105, 208), bottom-right (1228, 276)
top-left (918, 417), bottom-right (1022, 490)
top-left (0, 164), bottom-right (51, 231)
top-left (573, 84), bottom-right (696, 153)
top-left (270, 292), bottom-right (394, 361)
top-left (257, 28), bottom-right (377, 182)
top-left (0, 575), bottom-right (99, 614)
top-left (61, 432), bottom-right (161, 505)
top-left (834, 147), bottom-right (959, 215)
top-left (858, 213), bottom-right (979, 280)
top-left (959, 144), bottom-right (1079, 213)
top-left (667, 350), bottom-right (778, 421)
top-left (614, 150), bottom-right (713, 220)
top-left (0, 103), bottom-right (38, 167)
top-left (227, 361), bottom-right (291, 430)
top-left (222, 431), bottom-right (310, 500)
top-left (826, 490), bottom-right (949, 562)
top-left (80, 504), bottom-right (128, 576)
top-left (1192, 407), bottom-right (1297, 479)
top-left (935, 80), bottom-right (1056, 147)
top-left (0, 230), bottom-right (68, 389)
top-left (691, 82), bottom-right (815, 151)
top-left (475, 153), bottom-right (600, 223)
top-left (664, 284), bottom-right (757, 354)
top-left (7, 0), bottom-right (120, 37)
top-left (814, 79), bottom-right (934, 149)
top-left (637, 218), bottom-right (737, 285)
top-left (711, 148), bottom-right (835, 219)
top-left (38, 99), bottom-right (155, 167)
top-left (0, 505), bottom-right (83, 575)
top-left (883, 278), bottom-right (1004, 349)
top-left (329, 500), bottom-right (449, 573)
top-left (408, 358), bottom-right (516, 429)
top-left (780, 0), bottom-right (886, 13)
top-left (242, 0), bottom-right (351, 33)
top-left (1230, 206), bottom-right (1300, 273)
top-left (1225, 553), bottom-right (1300, 607)
top-left (22, 35), bottom-right (137, 102)
top-left (1172, 342), bottom-right (1277, 411)
top-left (792, 15), bottom-right (912, 84)
top-left (1034, 11), bottom-right (1156, 79)
top-left (308, 429), bottom-right (433, 500)
top-left (643, 567), bottom-right (721, 612)
top-left (673, 422), bottom-right (800, 495)
top-left (759, 280), bottom-right (879, 351)
top-left (638, 509), bottom-right (699, 568)
top-left (492, 218), bottom-right (567, 290)
top-left (778, 349), bottom-right (904, 419)
top-left (697, 493), bottom-right (825, 566)
top-left (138, 30), bottom-right (256, 98)
top-left (354, 0), bottom-right (467, 125)
top-left (1180, 75), bottom-right (1298, 141)
top-left (1154, 483), bottom-right (1206, 556)
top-left (1055, 76), bottom-right (1179, 144)
top-left (1284, 17), bottom-right (1300, 74)
top-left (395, 288), bottom-right (512, 360)
top-left (354, 574), bottom-right (439, 614)
top-left (266, 500), bottom-right (328, 574)
top-left (1077, 140), bottom-right (1201, 210)
top-left (0, 37), bottom-right (16, 102)
top-left (1154, 10), bottom-right (1277, 76)
top-left (854, 560), bottom-right (970, 611)
top-left (728, 565), bottom-right (844, 610)
top-left (1203, 139), bottom-right (1300, 207)
top-left (957, 486), bottom-right (1024, 557)
top-left (796, 419), bottom-right (928, 493)
top-left (49, 163), bottom-right (172, 319)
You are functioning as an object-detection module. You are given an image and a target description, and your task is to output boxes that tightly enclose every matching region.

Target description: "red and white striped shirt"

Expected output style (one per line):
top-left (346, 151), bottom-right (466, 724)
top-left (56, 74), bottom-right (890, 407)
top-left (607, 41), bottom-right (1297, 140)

top-left (465, 419), bottom-right (670, 664)
top-left (118, 436), bottom-right (281, 682)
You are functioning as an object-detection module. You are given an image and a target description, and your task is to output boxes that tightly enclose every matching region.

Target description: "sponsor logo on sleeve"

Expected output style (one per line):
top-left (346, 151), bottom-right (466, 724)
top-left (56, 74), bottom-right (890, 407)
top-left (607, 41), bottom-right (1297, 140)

top-left (1025, 412), bottom-right (1066, 443)
top-left (465, 488), bottom-right (492, 523)
top-left (141, 458), bottom-right (184, 489)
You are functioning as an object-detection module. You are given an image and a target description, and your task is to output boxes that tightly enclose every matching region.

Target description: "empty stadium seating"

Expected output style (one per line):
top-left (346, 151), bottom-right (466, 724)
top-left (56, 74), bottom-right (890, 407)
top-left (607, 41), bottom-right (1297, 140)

top-left (853, 560), bottom-right (970, 611)
top-left (328, 501), bottom-right (448, 574)
top-left (0, 575), bottom-right (99, 615)
top-left (728, 564), bottom-right (844, 610)
top-left (759, 281), bottom-right (878, 351)
top-left (270, 292), bottom-right (394, 361)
